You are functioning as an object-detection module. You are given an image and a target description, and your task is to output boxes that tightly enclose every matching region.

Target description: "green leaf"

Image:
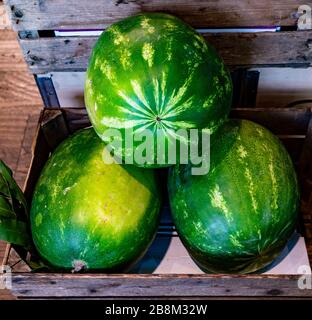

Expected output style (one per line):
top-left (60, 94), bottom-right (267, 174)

top-left (0, 218), bottom-right (31, 248)
top-left (0, 174), bottom-right (10, 198)
top-left (0, 160), bottom-right (28, 219)
top-left (0, 206), bottom-right (16, 219)
top-left (0, 160), bottom-right (30, 251)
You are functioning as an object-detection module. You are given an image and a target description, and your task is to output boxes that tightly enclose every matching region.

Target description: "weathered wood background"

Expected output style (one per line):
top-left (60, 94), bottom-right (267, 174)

top-left (0, 1), bottom-right (42, 298)
top-left (8, 273), bottom-right (312, 298)
top-left (1, 0), bottom-right (312, 73)
top-left (4, 0), bottom-right (312, 30)
top-left (18, 31), bottom-right (312, 74)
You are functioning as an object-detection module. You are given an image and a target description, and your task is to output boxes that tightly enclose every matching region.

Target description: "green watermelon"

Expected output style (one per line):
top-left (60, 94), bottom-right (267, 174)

top-left (85, 13), bottom-right (232, 168)
top-left (168, 119), bottom-right (300, 274)
top-left (30, 128), bottom-right (161, 271)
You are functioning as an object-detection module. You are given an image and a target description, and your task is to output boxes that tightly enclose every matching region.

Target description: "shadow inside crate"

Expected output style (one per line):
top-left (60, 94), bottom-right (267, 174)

top-left (129, 234), bottom-right (173, 274)
top-left (256, 231), bottom-right (301, 274)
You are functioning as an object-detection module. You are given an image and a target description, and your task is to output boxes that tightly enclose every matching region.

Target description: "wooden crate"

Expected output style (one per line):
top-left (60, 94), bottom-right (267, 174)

top-left (2, 0), bottom-right (312, 298)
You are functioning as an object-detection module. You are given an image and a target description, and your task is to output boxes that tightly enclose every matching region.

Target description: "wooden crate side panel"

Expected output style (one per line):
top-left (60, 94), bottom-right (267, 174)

top-left (63, 107), bottom-right (312, 135)
top-left (4, 0), bottom-right (311, 31)
top-left (10, 273), bottom-right (312, 298)
top-left (22, 109), bottom-right (69, 202)
top-left (63, 106), bottom-right (310, 164)
top-left (19, 31), bottom-right (312, 74)
top-left (299, 115), bottom-right (312, 266)
top-left (50, 69), bottom-right (312, 110)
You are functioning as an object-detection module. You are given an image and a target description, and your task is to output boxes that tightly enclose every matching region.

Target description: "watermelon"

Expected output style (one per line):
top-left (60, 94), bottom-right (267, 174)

top-left (85, 13), bottom-right (232, 168)
top-left (30, 128), bottom-right (161, 271)
top-left (168, 119), bottom-right (300, 274)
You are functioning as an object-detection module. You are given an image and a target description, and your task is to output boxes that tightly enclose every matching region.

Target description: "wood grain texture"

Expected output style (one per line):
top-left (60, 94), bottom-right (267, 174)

top-left (0, 72), bottom-right (42, 107)
top-left (0, 1), bottom-right (10, 29)
top-left (0, 30), bottom-right (29, 71)
top-left (0, 289), bottom-right (15, 300)
top-left (0, 105), bottom-right (41, 172)
top-left (14, 112), bottom-right (40, 188)
top-left (4, 0), bottom-right (311, 31)
top-left (9, 273), bottom-right (312, 298)
top-left (0, 240), bottom-right (8, 266)
top-left (62, 107), bottom-right (312, 135)
top-left (0, 27), bottom-right (42, 185)
top-left (19, 31), bottom-right (312, 74)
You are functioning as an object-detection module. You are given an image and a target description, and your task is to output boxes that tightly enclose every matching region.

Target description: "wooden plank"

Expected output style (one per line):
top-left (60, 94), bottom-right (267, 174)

top-left (0, 240), bottom-right (8, 266)
top-left (0, 105), bottom-right (41, 171)
top-left (0, 0), bottom-right (10, 29)
top-left (60, 107), bottom-right (309, 162)
top-left (9, 273), bottom-right (312, 298)
top-left (299, 113), bottom-right (312, 180)
top-left (230, 108), bottom-right (311, 135)
top-left (299, 114), bottom-right (312, 265)
top-left (0, 106), bottom-right (34, 170)
top-left (50, 69), bottom-right (312, 110)
top-left (0, 30), bottom-right (29, 71)
top-left (0, 72), bottom-right (42, 107)
top-left (63, 107), bottom-right (312, 135)
top-left (0, 290), bottom-right (15, 300)
top-left (40, 109), bottom-right (69, 149)
top-left (14, 112), bottom-right (40, 188)
top-left (22, 126), bottom-right (51, 203)
top-left (4, 0), bottom-right (311, 31)
top-left (19, 31), bottom-right (312, 74)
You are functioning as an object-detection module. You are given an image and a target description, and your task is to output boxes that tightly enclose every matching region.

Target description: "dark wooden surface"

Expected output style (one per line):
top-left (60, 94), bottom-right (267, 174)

top-left (4, 0), bottom-right (311, 30)
top-left (300, 115), bottom-right (312, 266)
top-left (18, 31), bottom-right (312, 74)
top-left (9, 273), bottom-right (312, 298)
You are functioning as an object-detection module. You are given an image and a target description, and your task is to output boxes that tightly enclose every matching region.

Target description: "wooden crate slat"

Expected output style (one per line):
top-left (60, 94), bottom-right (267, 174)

top-left (63, 107), bottom-right (312, 135)
top-left (61, 107), bottom-right (310, 162)
top-left (4, 0), bottom-right (311, 31)
top-left (0, 30), bottom-right (28, 71)
top-left (14, 111), bottom-right (41, 188)
top-left (0, 73), bottom-right (42, 107)
top-left (10, 273), bottom-right (312, 298)
top-left (49, 69), bottom-right (312, 109)
top-left (19, 31), bottom-right (312, 74)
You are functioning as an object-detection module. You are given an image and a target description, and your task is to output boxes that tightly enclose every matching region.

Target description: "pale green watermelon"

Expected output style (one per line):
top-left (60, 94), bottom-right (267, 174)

top-left (30, 128), bottom-right (161, 271)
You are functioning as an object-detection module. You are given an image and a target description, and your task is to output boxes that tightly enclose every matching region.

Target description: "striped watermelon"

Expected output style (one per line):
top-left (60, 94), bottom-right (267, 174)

top-left (168, 119), bottom-right (300, 274)
top-left (30, 128), bottom-right (161, 271)
top-left (85, 13), bottom-right (232, 167)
